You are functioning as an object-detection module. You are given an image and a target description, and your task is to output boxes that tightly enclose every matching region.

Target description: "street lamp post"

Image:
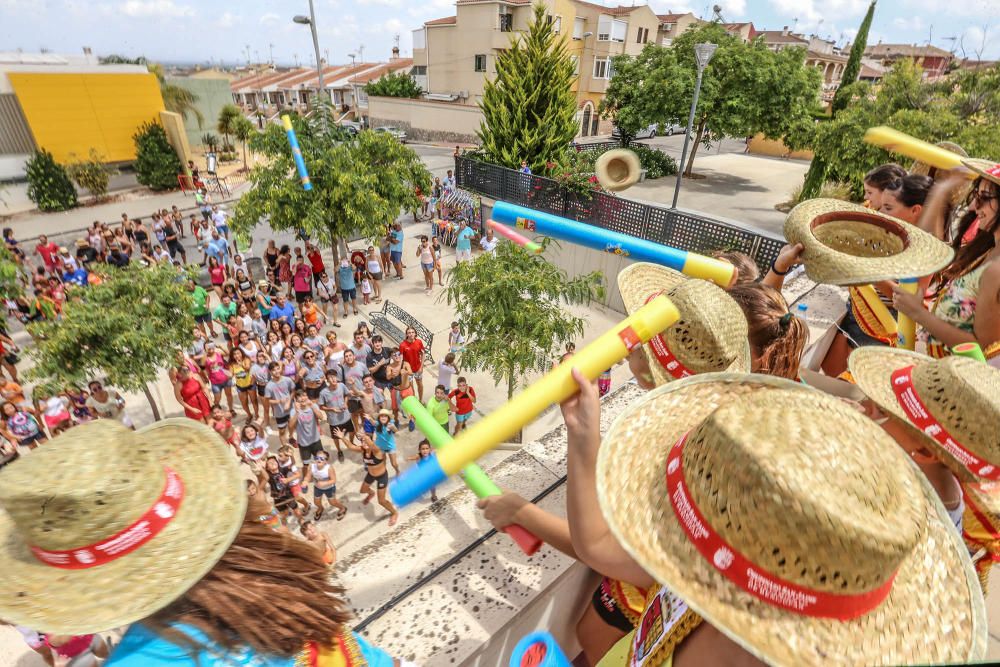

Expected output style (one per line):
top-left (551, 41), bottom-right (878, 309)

top-left (671, 42), bottom-right (717, 209)
top-left (293, 0), bottom-right (328, 130)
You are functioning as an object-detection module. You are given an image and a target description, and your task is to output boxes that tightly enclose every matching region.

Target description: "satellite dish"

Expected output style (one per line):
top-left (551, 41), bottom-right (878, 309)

top-left (713, 4), bottom-right (722, 12)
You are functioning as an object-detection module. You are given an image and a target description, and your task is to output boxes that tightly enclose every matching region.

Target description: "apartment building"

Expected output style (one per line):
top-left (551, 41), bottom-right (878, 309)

top-left (759, 27), bottom-right (849, 102)
top-left (655, 12), bottom-right (704, 47)
top-left (863, 43), bottom-right (954, 79)
top-left (406, 0), bottom-right (660, 138)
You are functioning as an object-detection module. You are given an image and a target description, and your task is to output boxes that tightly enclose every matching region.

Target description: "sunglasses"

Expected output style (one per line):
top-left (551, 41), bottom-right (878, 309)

top-left (315, 456), bottom-right (327, 462)
top-left (968, 189), bottom-right (999, 205)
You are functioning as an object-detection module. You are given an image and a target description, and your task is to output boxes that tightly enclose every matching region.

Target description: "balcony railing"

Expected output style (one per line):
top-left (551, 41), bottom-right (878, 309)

top-left (454, 155), bottom-right (785, 272)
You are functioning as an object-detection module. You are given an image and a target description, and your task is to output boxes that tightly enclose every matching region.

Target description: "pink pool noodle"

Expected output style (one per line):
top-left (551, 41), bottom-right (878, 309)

top-left (488, 219), bottom-right (543, 254)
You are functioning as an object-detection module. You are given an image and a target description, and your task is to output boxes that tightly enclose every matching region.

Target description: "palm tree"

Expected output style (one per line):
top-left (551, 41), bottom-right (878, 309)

top-left (146, 62), bottom-right (204, 128)
top-left (217, 104), bottom-right (242, 152)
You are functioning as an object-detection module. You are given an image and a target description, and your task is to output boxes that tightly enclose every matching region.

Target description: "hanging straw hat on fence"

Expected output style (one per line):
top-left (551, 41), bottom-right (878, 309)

top-left (910, 141), bottom-right (973, 208)
top-left (617, 263), bottom-right (749, 386)
top-left (784, 198), bottom-right (953, 285)
top-left (963, 158), bottom-right (1000, 188)
top-left (596, 373), bottom-right (986, 666)
top-left (0, 419), bottom-right (246, 634)
top-left (849, 348), bottom-right (1000, 484)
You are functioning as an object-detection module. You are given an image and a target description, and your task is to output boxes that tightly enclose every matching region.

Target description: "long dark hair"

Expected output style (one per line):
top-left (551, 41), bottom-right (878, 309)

top-left (883, 174), bottom-right (933, 207)
top-left (146, 516), bottom-right (351, 657)
top-left (937, 177), bottom-right (999, 289)
top-left (864, 163), bottom-right (906, 190)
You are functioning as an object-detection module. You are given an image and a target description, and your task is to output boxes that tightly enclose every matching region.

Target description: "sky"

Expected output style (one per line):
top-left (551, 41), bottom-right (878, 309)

top-left (1, 0), bottom-right (998, 67)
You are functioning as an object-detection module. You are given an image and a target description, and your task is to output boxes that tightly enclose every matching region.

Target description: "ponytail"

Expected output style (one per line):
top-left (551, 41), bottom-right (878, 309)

top-left (728, 283), bottom-right (808, 380)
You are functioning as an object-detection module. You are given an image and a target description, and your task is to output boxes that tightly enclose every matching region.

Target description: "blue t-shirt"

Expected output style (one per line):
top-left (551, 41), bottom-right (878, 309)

top-left (268, 301), bottom-right (296, 324)
top-left (106, 623), bottom-right (393, 667)
top-left (375, 427), bottom-right (396, 453)
top-left (64, 268), bottom-right (89, 286)
top-left (338, 265), bottom-right (356, 291)
top-left (389, 230), bottom-right (403, 253)
top-left (456, 227), bottom-right (475, 251)
top-left (207, 238), bottom-right (229, 262)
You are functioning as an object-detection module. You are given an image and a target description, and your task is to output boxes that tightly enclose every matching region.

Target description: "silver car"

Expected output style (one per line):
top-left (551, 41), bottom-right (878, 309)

top-left (374, 126), bottom-right (407, 143)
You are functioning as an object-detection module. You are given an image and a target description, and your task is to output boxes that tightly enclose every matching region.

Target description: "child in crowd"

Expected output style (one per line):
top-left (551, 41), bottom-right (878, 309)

top-left (239, 423), bottom-right (269, 470)
top-left (448, 321), bottom-right (465, 354)
top-left (437, 353), bottom-right (458, 391)
top-left (264, 454), bottom-right (304, 526)
top-left (276, 444), bottom-right (311, 515)
top-left (374, 409), bottom-right (401, 476)
top-left (360, 272), bottom-right (373, 305)
top-left (300, 520), bottom-right (337, 566)
top-left (407, 439), bottom-right (438, 501)
top-left (426, 384), bottom-right (452, 433)
top-left (448, 377), bottom-right (476, 435)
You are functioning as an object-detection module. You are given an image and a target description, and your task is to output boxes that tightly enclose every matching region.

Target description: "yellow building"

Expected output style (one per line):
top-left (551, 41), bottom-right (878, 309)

top-left (0, 51), bottom-right (165, 172)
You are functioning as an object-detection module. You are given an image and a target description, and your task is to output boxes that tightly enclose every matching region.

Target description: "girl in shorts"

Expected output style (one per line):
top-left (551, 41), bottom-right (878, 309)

top-left (366, 246), bottom-right (383, 302)
top-left (1, 401), bottom-right (46, 449)
top-left (264, 455), bottom-right (304, 525)
top-left (373, 408), bottom-right (401, 476)
top-left (276, 445), bottom-right (311, 515)
top-left (36, 388), bottom-right (73, 436)
top-left (239, 423), bottom-right (269, 470)
top-left (336, 428), bottom-right (399, 526)
top-left (250, 350), bottom-right (271, 429)
top-left (302, 448), bottom-right (348, 521)
top-left (315, 271), bottom-right (341, 327)
top-left (202, 342), bottom-right (235, 414)
top-left (229, 348), bottom-right (254, 419)
top-left (300, 521), bottom-right (337, 566)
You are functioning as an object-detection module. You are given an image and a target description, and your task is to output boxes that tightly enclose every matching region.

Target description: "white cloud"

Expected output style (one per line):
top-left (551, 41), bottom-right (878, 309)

top-left (259, 12), bottom-right (280, 26)
top-left (716, 0), bottom-right (746, 18)
top-left (118, 0), bottom-right (194, 18)
top-left (357, 0), bottom-right (401, 5)
top-left (216, 11), bottom-right (240, 29)
top-left (383, 18), bottom-right (404, 33)
top-left (892, 16), bottom-right (925, 32)
top-left (958, 24), bottom-right (1000, 58)
top-left (901, 0), bottom-right (1000, 18)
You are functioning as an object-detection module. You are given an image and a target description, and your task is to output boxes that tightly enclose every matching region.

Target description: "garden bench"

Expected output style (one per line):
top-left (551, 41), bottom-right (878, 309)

top-left (370, 301), bottom-right (435, 363)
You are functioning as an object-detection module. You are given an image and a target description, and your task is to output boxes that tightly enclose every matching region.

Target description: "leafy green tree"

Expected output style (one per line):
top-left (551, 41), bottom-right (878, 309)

top-left (800, 1), bottom-right (876, 200)
top-left (365, 72), bottom-right (423, 98)
top-left (478, 3), bottom-right (578, 172)
top-left (217, 104), bottom-right (242, 150)
top-left (232, 111), bottom-right (431, 268)
top-left (27, 263), bottom-right (195, 420)
top-left (0, 247), bottom-right (23, 302)
top-left (133, 121), bottom-right (183, 191)
top-left (601, 23), bottom-right (822, 176)
top-left (24, 148), bottom-right (77, 212)
top-left (232, 115), bottom-right (256, 171)
top-left (66, 149), bottom-right (114, 200)
top-left (444, 241), bottom-right (604, 439)
top-left (201, 132), bottom-right (220, 152)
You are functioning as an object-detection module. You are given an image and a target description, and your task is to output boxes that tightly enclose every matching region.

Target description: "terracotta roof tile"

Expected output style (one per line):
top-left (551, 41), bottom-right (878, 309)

top-left (425, 15), bottom-right (457, 25)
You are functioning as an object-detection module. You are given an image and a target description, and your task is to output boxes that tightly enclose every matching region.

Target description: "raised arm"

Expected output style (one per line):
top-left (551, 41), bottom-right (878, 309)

top-left (478, 492), bottom-right (577, 559)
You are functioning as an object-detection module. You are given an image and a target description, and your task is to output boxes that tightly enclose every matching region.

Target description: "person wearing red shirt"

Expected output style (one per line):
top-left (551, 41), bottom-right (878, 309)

top-left (398, 327), bottom-right (427, 400)
top-left (448, 377), bottom-right (476, 435)
top-left (306, 243), bottom-right (325, 286)
top-left (35, 235), bottom-right (59, 273)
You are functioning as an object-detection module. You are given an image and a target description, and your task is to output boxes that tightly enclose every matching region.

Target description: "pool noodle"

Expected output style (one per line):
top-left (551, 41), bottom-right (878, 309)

top-left (863, 127), bottom-right (975, 178)
top-left (401, 395), bottom-right (542, 555)
top-left (509, 632), bottom-right (572, 667)
top-left (281, 115), bottom-right (313, 191)
top-left (487, 219), bottom-right (543, 254)
top-left (490, 201), bottom-right (736, 288)
top-left (390, 295), bottom-right (680, 506)
top-left (896, 278), bottom-right (918, 350)
top-left (952, 342), bottom-right (987, 363)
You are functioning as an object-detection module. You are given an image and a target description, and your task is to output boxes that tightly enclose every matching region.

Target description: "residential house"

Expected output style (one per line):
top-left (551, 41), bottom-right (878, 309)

top-left (863, 43), bottom-right (954, 79)
top-left (343, 49), bottom-right (414, 124)
top-left (859, 58), bottom-right (888, 83)
top-left (655, 12), bottom-right (704, 47)
top-left (760, 27), bottom-right (848, 102)
top-left (723, 22), bottom-right (757, 43)
top-left (230, 68), bottom-right (308, 108)
top-left (403, 0), bottom-right (660, 141)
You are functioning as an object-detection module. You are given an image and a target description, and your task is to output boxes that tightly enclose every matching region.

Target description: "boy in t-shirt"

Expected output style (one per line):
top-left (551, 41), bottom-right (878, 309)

top-left (358, 374), bottom-right (385, 436)
top-left (265, 362), bottom-right (296, 447)
top-left (447, 321), bottom-right (465, 354)
top-left (448, 377), bottom-right (476, 435)
top-left (425, 384), bottom-right (452, 432)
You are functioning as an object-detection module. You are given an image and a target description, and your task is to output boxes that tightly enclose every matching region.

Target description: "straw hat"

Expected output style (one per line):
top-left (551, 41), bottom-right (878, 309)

top-left (617, 263), bottom-right (750, 386)
top-left (378, 408), bottom-right (393, 418)
top-left (849, 348), bottom-right (1000, 483)
top-left (784, 199), bottom-right (953, 285)
top-left (75, 238), bottom-right (89, 247)
top-left (963, 158), bottom-right (1000, 188)
top-left (597, 374), bottom-right (986, 665)
top-left (0, 419), bottom-right (247, 634)
top-left (911, 142), bottom-right (973, 208)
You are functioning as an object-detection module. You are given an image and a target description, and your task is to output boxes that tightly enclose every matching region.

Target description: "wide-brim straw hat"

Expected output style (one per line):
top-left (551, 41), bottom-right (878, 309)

top-left (849, 348), bottom-right (1000, 483)
top-left (597, 374), bottom-right (986, 665)
top-left (911, 142), bottom-right (973, 208)
top-left (784, 198), bottom-right (954, 285)
top-left (963, 158), bottom-right (1000, 188)
top-left (618, 263), bottom-right (750, 386)
top-left (0, 419), bottom-right (247, 634)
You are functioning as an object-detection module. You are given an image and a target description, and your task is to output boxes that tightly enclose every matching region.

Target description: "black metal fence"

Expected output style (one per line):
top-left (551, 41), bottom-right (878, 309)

top-left (572, 140), bottom-right (622, 153)
top-left (454, 156), bottom-right (785, 272)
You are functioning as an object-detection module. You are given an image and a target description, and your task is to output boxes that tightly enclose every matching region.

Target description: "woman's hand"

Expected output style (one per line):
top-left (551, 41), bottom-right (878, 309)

top-left (560, 368), bottom-right (600, 438)
top-left (477, 491), bottom-right (528, 530)
top-left (892, 284), bottom-right (926, 319)
top-left (772, 243), bottom-right (805, 274)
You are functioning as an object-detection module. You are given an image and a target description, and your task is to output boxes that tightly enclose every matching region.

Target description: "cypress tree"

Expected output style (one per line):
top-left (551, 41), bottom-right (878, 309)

top-left (477, 3), bottom-right (578, 172)
top-left (133, 121), bottom-right (183, 191)
top-left (801, 1), bottom-right (876, 200)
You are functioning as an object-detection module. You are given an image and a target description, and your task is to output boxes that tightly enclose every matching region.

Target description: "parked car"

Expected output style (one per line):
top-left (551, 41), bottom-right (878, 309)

top-left (612, 121), bottom-right (684, 140)
top-left (338, 121), bottom-right (361, 136)
top-left (373, 126), bottom-right (407, 143)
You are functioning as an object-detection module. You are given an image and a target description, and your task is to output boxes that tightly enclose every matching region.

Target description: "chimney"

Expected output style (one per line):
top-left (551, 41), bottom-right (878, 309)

top-left (391, 46), bottom-right (400, 60)
top-left (782, 25), bottom-right (788, 36)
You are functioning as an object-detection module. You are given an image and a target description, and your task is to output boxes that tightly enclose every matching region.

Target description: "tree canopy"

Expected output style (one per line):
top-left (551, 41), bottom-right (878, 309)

top-left (232, 111), bottom-right (431, 263)
top-left (477, 3), bottom-right (578, 172)
top-left (444, 240), bottom-right (604, 405)
top-left (27, 263), bottom-right (194, 419)
top-left (365, 72), bottom-right (423, 99)
top-left (601, 23), bottom-right (822, 174)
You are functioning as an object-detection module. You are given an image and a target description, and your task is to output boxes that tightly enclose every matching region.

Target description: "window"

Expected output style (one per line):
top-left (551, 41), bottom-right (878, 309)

top-left (611, 19), bottom-right (627, 42)
top-left (597, 15), bottom-right (612, 40)
top-left (411, 65), bottom-right (427, 76)
top-left (663, 22), bottom-right (675, 32)
top-left (593, 57), bottom-right (610, 79)
top-left (499, 11), bottom-right (513, 32)
top-left (662, 38), bottom-right (673, 47)
top-left (553, 16), bottom-right (561, 33)
top-left (412, 28), bottom-right (426, 50)
top-left (636, 27), bottom-right (649, 43)
top-left (570, 55), bottom-right (579, 75)
top-left (474, 54), bottom-right (487, 72)
top-left (573, 17), bottom-right (585, 39)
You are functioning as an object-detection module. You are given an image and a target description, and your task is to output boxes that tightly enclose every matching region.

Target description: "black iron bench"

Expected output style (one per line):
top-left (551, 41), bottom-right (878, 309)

top-left (370, 301), bottom-right (435, 363)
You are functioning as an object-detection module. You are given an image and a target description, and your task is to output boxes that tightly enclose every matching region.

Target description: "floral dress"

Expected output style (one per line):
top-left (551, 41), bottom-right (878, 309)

top-left (923, 262), bottom-right (999, 364)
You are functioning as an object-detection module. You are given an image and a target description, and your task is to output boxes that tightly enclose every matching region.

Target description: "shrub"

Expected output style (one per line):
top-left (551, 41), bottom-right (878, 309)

top-left (788, 179), bottom-right (854, 204)
top-left (24, 149), bottom-right (77, 212)
top-left (365, 72), bottom-right (423, 99)
top-left (133, 121), bottom-right (183, 191)
top-left (66, 149), bottom-right (114, 200)
top-left (631, 144), bottom-right (677, 179)
top-left (201, 133), bottom-right (220, 152)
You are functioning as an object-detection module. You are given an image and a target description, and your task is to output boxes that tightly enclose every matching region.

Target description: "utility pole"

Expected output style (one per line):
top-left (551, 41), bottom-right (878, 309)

top-left (293, 0), bottom-right (328, 129)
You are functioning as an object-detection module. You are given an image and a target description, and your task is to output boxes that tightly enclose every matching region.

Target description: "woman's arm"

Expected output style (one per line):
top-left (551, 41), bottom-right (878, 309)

top-left (563, 369), bottom-right (654, 588)
top-left (915, 175), bottom-right (964, 239)
top-left (478, 492), bottom-right (578, 559)
top-left (892, 285), bottom-right (981, 348)
top-left (761, 243), bottom-right (804, 290)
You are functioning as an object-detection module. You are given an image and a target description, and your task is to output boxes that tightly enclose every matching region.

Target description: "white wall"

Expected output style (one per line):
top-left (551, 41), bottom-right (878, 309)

top-left (368, 96), bottom-right (483, 143)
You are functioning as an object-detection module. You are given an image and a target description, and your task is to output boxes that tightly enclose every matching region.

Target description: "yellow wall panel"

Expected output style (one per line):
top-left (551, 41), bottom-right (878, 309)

top-left (8, 72), bottom-right (164, 163)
